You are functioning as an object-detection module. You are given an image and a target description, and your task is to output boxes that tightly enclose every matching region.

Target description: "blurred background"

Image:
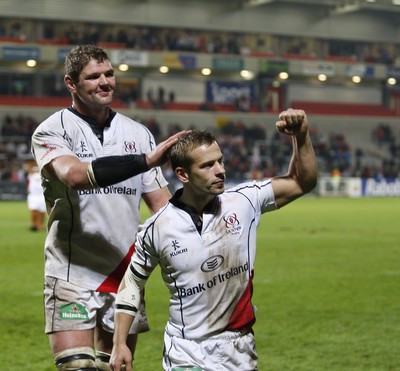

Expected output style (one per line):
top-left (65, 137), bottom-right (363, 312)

top-left (1, 0), bottom-right (400, 199)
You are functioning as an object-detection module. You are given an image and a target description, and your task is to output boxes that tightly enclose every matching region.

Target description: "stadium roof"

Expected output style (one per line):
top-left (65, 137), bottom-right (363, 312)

top-left (228, 0), bottom-right (400, 14)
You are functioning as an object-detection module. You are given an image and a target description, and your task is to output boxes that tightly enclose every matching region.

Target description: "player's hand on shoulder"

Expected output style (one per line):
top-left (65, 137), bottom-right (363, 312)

top-left (276, 108), bottom-right (308, 137)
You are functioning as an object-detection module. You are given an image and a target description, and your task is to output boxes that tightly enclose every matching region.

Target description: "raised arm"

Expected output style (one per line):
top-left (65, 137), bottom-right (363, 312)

top-left (271, 108), bottom-right (317, 208)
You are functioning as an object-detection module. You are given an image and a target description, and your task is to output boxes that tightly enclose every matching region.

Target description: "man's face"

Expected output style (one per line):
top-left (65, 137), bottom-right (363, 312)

top-left (70, 59), bottom-right (115, 108)
top-left (185, 141), bottom-right (226, 197)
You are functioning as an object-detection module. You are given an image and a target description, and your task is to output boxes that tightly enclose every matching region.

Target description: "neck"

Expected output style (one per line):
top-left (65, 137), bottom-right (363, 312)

top-left (179, 191), bottom-right (215, 215)
top-left (72, 100), bottom-right (110, 126)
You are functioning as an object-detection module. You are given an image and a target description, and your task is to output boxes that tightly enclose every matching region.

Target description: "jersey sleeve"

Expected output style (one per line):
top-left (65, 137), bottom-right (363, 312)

top-left (257, 178), bottom-right (277, 213)
top-left (131, 218), bottom-right (161, 272)
top-left (31, 110), bottom-right (77, 171)
top-left (232, 179), bottom-right (277, 214)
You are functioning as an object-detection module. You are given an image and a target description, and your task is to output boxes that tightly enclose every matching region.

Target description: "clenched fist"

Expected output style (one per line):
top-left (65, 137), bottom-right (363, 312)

top-left (276, 108), bottom-right (308, 136)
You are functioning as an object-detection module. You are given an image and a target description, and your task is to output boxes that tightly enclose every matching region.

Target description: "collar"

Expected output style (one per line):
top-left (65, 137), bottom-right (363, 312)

top-left (170, 188), bottom-right (219, 234)
top-left (68, 106), bottom-right (116, 144)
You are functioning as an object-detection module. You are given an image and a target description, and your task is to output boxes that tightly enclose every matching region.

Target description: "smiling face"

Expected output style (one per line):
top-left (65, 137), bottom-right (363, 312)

top-left (65, 58), bottom-right (115, 111)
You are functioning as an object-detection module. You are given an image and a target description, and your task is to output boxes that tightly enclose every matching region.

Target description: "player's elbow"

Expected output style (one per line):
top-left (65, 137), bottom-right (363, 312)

top-left (62, 168), bottom-right (89, 190)
top-left (49, 157), bottom-right (90, 190)
top-left (299, 175), bottom-right (317, 194)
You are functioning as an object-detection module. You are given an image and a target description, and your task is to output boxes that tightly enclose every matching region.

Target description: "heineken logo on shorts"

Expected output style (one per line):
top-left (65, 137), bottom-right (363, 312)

top-left (60, 303), bottom-right (89, 320)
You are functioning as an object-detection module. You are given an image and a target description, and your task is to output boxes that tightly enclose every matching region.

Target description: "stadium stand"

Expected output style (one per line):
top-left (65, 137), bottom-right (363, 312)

top-left (0, 1), bottom-right (399, 193)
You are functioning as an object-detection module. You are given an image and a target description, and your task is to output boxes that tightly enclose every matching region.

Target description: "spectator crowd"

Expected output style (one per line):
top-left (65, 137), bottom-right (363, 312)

top-left (2, 113), bottom-right (398, 186)
top-left (1, 17), bottom-right (399, 66)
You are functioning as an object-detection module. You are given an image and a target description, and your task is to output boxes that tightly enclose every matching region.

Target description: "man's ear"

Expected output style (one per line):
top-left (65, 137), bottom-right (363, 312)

top-left (175, 167), bottom-right (189, 183)
top-left (64, 75), bottom-right (76, 94)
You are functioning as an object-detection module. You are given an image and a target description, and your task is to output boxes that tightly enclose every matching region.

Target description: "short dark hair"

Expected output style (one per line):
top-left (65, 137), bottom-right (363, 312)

top-left (168, 130), bottom-right (216, 171)
top-left (65, 45), bottom-right (110, 83)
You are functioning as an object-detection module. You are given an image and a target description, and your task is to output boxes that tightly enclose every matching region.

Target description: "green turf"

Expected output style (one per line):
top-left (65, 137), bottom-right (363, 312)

top-left (0, 197), bottom-right (399, 370)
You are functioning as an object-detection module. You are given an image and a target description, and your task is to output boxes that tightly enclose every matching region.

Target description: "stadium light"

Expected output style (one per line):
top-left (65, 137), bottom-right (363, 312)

top-left (240, 69), bottom-right (255, 80)
top-left (26, 59), bottom-right (37, 67)
top-left (279, 71), bottom-right (289, 80)
top-left (159, 66), bottom-right (169, 74)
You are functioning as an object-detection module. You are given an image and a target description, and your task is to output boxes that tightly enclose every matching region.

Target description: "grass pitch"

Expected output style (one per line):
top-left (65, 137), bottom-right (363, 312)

top-left (0, 197), bottom-right (399, 370)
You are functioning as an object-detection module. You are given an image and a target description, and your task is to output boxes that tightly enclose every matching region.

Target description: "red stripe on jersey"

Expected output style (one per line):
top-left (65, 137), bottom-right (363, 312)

top-left (225, 270), bottom-right (255, 332)
top-left (96, 244), bottom-right (135, 293)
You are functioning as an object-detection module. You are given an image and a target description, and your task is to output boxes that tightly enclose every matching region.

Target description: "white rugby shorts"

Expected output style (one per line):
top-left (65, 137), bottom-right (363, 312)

top-left (44, 276), bottom-right (149, 334)
top-left (163, 330), bottom-right (258, 371)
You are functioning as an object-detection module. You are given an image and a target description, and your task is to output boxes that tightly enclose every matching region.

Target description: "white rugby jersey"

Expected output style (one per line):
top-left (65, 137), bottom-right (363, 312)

top-left (31, 108), bottom-right (168, 292)
top-left (132, 181), bottom-right (277, 339)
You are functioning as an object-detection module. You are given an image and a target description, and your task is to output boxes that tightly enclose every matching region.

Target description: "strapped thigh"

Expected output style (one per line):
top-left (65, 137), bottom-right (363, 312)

top-left (54, 346), bottom-right (96, 370)
top-left (95, 350), bottom-right (111, 371)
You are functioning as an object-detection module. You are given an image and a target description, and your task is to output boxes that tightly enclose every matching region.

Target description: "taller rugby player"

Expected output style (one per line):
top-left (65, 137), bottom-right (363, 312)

top-left (31, 44), bottom-right (186, 371)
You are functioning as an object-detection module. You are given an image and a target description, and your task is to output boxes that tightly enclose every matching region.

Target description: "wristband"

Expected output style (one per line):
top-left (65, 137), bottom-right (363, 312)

top-left (87, 154), bottom-right (149, 188)
top-left (115, 263), bottom-right (147, 316)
